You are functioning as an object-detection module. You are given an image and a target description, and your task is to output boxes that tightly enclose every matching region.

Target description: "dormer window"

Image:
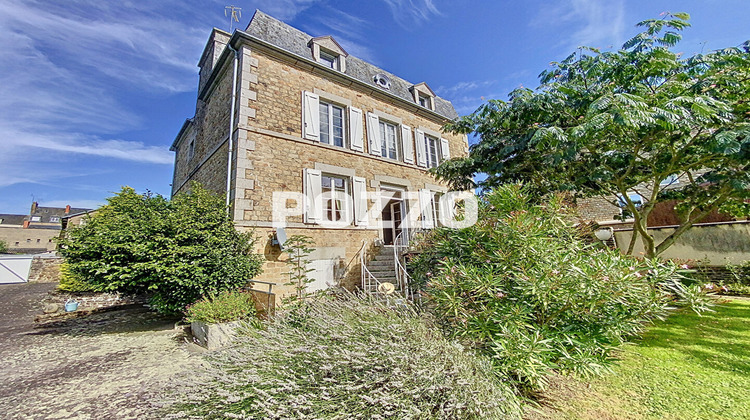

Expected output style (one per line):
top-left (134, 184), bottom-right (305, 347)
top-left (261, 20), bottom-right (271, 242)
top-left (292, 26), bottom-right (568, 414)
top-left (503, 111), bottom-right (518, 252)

top-left (308, 36), bottom-right (348, 72)
top-left (410, 82), bottom-right (436, 111)
top-left (318, 50), bottom-right (337, 69)
top-left (418, 94), bottom-right (431, 108)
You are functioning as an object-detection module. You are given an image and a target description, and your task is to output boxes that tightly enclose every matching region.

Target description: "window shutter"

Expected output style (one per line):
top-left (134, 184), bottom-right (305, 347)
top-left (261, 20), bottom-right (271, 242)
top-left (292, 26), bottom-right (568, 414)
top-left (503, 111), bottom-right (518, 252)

top-left (414, 129), bottom-right (427, 167)
top-left (366, 112), bottom-right (381, 156)
top-left (440, 138), bottom-right (450, 161)
top-left (353, 176), bottom-right (368, 226)
top-left (349, 107), bottom-right (364, 152)
top-left (304, 168), bottom-right (322, 223)
top-left (419, 189), bottom-right (435, 229)
top-left (302, 91), bottom-right (320, 141)
top-left (400, 124), bottom-right (414, 164)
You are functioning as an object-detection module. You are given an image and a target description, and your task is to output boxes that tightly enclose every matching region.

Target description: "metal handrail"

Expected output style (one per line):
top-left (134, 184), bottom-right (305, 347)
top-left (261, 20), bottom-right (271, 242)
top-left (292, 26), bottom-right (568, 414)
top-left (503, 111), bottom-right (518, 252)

top-left (359, 239), bottom-right (382, 294)
top-left (392, 231), bottom-right (412, 299)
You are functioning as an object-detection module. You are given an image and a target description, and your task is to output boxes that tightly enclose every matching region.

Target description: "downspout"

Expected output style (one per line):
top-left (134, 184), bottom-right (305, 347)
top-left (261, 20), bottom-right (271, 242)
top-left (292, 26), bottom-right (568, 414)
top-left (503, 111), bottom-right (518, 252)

top-left (225, 43), bottom-right (240, 216)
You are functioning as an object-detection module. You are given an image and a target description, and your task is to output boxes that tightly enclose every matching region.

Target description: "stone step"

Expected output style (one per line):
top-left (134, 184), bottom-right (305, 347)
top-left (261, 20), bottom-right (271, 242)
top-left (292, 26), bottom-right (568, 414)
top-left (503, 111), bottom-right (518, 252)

top-left (367, 260), bottom-right (394, 268)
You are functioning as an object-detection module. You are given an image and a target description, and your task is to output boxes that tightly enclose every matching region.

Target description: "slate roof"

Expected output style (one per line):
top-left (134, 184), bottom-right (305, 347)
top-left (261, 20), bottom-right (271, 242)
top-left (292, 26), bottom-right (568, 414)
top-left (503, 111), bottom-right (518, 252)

top-left (244, 10), bottom-right (459, 120)
top-left (0, 214), bottom-right (25, 225)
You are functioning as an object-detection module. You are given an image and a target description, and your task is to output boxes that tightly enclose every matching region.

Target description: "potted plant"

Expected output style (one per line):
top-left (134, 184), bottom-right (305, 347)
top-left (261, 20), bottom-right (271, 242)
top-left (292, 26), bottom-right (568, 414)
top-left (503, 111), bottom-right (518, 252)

top-left (185, 290), bottom-right (258, 350)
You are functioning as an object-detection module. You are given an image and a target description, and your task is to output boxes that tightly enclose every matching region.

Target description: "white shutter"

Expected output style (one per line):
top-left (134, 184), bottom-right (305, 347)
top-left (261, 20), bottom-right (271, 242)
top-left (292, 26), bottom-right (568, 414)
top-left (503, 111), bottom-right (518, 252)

top-left (366, 112), bottom-right (381, 156)
top-left (353, 176), bottom-right (368, 226)
top-left (349, 107), bottom-right (364, 152)
top-left (302, 91), bottom-right (320, 141)
top-left (401, 124), bottom-right (414, 164)
top-left (304, 169), bottom-right (322, 223)
top-left (414, 129), bottom-right (427, 167)
top-left (440, 138), bottom-right (451, 161)
top-left (419, 189), bottom-right (435, 229)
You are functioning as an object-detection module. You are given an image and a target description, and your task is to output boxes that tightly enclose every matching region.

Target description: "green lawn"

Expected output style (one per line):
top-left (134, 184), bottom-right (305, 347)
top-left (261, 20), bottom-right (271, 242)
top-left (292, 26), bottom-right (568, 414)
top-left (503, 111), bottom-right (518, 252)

top-left (530, 297), bottom-right (750, 420)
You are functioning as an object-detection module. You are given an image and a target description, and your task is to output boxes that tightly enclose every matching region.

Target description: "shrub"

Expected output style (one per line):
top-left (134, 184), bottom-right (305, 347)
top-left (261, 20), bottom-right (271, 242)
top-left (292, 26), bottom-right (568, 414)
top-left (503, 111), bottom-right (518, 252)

top-left (0, 239), bottom-right (8, 254)
top-left (57, 183), bottom-right (264, 314)
top-left (184, 289), bottom-right (257, 323)
top-left (58, 262), bottom-right (99, 292)
top-left (165, 293), bottom-right (522, 419)
top-left (720, 262), bottom-right (750, 295)
top-left (408, 185), bottom-right (709, 391)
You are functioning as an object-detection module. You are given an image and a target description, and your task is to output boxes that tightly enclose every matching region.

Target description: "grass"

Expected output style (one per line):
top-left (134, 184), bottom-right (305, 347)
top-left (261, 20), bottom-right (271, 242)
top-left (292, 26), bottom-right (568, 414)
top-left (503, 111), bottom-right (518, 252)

top-left (528, 297), bottom-right (750, 420)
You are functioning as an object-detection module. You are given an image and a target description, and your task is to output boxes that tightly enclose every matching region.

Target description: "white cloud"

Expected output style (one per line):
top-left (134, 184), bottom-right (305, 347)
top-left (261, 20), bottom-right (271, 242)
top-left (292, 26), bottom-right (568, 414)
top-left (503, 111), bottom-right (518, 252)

top-left (436, 80), bottom-right (496, 97)
top-left (532, 0), bottom-right (626, 52)
top-left (249, 0), bottom-right (319, 21)
top-left (380, 0), bottom-right (441, 28)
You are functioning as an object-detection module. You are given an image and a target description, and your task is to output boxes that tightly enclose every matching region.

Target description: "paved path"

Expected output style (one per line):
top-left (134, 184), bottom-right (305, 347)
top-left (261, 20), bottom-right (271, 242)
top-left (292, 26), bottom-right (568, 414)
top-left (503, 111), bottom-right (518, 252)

top-left (0, 283), bottom-right (198, 419)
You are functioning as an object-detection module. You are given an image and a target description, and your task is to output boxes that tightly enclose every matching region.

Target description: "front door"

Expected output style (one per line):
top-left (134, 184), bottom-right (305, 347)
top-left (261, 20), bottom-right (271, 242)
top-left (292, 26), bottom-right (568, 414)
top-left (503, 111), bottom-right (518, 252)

top-left (380, 187), bottom-right (407, 246)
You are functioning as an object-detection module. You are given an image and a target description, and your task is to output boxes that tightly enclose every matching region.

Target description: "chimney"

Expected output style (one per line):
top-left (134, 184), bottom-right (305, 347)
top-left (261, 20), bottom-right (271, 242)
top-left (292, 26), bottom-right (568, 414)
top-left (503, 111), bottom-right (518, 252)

top-left (65, 205), bottom-right (71, 214)
top-left (23, 220), bottom-right (30, 229)
top-left (30, 201), bottom-right (38, 214)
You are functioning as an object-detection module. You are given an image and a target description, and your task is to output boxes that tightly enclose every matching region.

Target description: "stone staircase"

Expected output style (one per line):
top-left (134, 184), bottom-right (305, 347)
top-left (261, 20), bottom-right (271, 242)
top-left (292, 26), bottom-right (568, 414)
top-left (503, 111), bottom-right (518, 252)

top-left (363, 246), bottom-right (399, 293)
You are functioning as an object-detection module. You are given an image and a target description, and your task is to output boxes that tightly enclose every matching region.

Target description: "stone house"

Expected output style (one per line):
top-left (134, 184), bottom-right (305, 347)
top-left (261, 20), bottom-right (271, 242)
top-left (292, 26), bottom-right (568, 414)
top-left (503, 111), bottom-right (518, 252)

top-left (170, 11), bottom-right (467, 296)
top-left (0, 203), bottom-right (91, 253)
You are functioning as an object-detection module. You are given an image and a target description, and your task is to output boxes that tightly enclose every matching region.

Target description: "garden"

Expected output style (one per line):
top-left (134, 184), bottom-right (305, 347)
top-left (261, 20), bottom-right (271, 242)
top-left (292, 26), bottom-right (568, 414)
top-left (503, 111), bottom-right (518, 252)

top-left (52, 12), bottom-right (750, 419)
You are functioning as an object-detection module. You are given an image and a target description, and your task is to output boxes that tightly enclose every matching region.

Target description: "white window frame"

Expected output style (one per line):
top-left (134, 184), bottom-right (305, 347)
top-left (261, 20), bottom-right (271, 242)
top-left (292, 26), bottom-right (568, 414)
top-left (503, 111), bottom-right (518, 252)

top-left (321, 174), bottom-right (351, 224)
top-left (379, 120), bottom-right (399, 161)
top-left (318, 50), bottom-right (338, 69)
top-left (319, 101), bottom-right (346, 148)
top-left (30, 216), bottom-right (41, 222)
top-left (50, 216), bottom-right (60, 223)
top-left (424, 134), bottom-right (440, 168)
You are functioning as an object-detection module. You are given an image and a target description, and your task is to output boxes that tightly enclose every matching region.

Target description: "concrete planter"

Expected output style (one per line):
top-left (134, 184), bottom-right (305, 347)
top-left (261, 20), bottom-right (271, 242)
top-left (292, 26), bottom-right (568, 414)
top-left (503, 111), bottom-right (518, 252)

top-left (190, 320), bottom-right (241, 350)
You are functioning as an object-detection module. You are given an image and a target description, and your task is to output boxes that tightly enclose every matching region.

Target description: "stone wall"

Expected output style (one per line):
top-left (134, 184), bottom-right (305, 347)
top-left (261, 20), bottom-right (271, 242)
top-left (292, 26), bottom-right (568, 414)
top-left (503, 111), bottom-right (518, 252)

top-left (0, 226), bottom-right (59, 253)
top-left (613, 221), bottom-right (750, 265)
top-left (172, 36), bottom-right (469, 301)
top-left (27, 255), bottom-right (62, 283)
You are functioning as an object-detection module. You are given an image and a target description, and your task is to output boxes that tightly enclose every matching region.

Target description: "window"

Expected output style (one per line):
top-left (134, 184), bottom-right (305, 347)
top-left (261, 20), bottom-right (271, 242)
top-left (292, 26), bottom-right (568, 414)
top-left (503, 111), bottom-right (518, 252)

top-left (431, 192), bottom-right (443, 227)
top-left (30, 216), bottom-right (41, 222)
top-left (318, 50), bottom-right (337, 69)
top-left (36, 239), bottom-right (40, 243)
top-left (321, 174), bottom-right (349, 222)
top-left (418, 94), bottom-right (431, 108)
top-left (617, 193), bottom-right (644, 209)
top-left (50, 216), bottom-right (60, 223)
top-left (660, 174), bottom-right (679, 186)
top-left (14, 242), bottom-right (19, 246)
top-left (188, 139), bottom-right (195, 160)
top-left (319, 101), bottom-right (345, 147)
top-left (379, 121), bottom-right (399, 160)
top-left (424, 135), bottom-right (440, 168)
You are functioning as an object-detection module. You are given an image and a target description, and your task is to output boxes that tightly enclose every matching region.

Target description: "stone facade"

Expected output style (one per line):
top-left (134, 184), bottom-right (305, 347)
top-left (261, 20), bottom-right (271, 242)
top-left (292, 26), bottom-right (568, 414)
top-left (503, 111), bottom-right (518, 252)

top-left (171, 11), bottom-right (467, 299)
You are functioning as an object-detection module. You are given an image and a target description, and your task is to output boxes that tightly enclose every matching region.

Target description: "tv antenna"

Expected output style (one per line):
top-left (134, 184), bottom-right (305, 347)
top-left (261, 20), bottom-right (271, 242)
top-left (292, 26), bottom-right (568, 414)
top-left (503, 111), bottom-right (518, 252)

top-left (225, 5), bottom-right (241, 32)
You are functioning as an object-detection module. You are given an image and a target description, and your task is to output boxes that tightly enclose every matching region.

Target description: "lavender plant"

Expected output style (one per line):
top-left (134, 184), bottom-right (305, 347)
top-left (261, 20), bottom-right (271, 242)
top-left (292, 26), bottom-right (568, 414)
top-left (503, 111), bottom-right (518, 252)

top-left (164, 293), bottom-right (522, 419)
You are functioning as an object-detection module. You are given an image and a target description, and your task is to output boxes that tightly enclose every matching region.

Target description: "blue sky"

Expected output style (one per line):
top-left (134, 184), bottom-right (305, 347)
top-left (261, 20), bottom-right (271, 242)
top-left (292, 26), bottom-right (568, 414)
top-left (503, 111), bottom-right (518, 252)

top-left (0, 0), bottom-right (748, 214)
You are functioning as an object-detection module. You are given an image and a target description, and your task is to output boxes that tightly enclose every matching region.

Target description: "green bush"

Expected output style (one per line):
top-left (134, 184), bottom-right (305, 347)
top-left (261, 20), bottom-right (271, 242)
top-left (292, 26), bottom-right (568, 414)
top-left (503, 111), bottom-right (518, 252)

top-left (57, 262), bottom-right (99, 292)
top-left (165, 293), bottom-right (522, 419)
top-left (0, 239), bottom-right (8, 254)
top-left (57, 183), bottom-right (264, 314)
top-left (720, 262), bottom-right (750, 295)
top-left (184, 289), bottom-right (257, 323)
top-left (408, 185), bottom-right (709, 391)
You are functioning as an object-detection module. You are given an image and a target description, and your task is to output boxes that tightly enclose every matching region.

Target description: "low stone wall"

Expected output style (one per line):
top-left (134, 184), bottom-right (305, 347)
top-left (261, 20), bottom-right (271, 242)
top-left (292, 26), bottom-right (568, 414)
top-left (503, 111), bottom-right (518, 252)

top-left (27, 255), bottom-right (62, 283)
top-left (38, 291), bottom-right (148, 321)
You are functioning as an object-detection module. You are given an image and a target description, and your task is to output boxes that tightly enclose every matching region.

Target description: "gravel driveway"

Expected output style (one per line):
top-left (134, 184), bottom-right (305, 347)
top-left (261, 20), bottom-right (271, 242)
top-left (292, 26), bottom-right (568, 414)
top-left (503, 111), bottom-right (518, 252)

top-left (0, 283), bottom-right (199, 419)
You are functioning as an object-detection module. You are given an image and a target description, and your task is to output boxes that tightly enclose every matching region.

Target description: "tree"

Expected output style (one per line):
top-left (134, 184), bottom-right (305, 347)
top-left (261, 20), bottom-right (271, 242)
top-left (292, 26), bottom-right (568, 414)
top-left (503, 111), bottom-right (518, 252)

top-left (57, 183), bottom-right (264, 314)
top-left (438, 13), bottom-right (750, 258)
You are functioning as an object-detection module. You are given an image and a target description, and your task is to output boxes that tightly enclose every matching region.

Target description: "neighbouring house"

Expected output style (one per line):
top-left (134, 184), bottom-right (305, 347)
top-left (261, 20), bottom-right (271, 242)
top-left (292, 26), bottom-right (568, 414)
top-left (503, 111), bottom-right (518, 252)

top-left (575, 176), bottom-right (750, 264)
top-left (170, 10), bottom-right (468, 297)
top-left (0, 203), bottom-right (92, 254)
